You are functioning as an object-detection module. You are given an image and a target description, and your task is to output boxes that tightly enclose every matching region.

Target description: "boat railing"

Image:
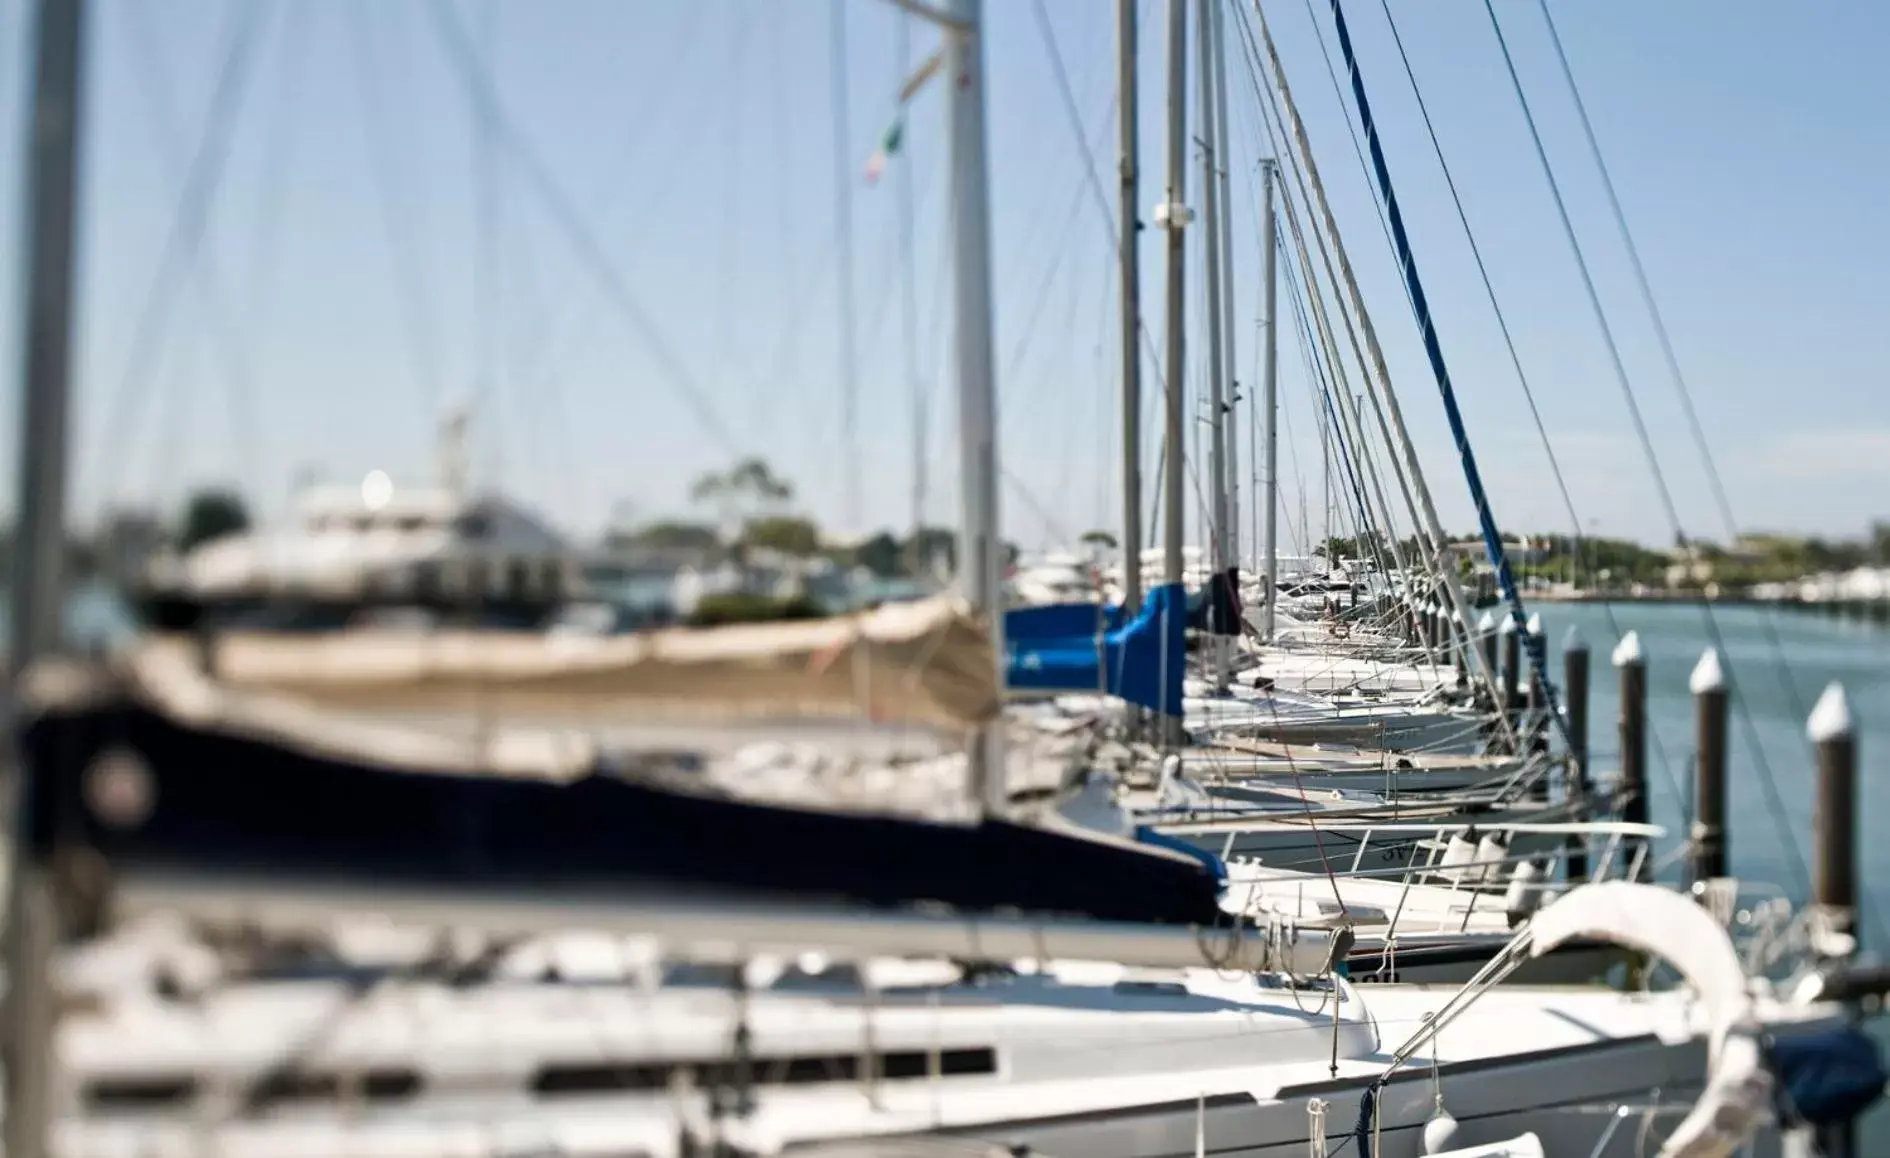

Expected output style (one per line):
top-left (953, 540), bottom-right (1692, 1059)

top-left (1184, 815), bottom-right (1663, 842)
top-left (1221, 820), bottom-right (1663, 941)
top-left (1222, 822), bottom-right (1818, 968)
top-left (1345, 882), bottom-right (1787, 1157)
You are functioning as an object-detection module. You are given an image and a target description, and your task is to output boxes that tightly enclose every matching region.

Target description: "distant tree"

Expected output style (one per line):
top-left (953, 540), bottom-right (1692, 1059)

top-left (692, 457), bottom-right (793, 527)
top-left (1872, 521), bottom-right (1890, 565)
top-left (177, 488), bottom-right (251, 552)
top-left (691, 459), bottom-right (801, 557)
top-left (741, 515), bottom-right (821, 557)
top-left (852, 531), bottom-right (904, 577)
top-left (687, 592), bottom-right (824, 627)
top-left (1821, 540), bottom-right (1866, 570)
top-left (1079, 529), bottom-right (1119, 552)
top-left (617, 520), bottom-right (719, 552)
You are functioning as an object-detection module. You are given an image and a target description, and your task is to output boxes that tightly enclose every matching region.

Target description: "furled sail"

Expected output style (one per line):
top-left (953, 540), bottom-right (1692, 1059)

top-left (16, 652), bottom-right (1236, 930)
top-left (126, 594), bottom-right (1001, 733)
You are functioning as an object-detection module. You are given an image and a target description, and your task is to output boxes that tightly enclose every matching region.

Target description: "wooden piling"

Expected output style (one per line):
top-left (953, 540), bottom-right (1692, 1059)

top-left (1689, 647), bottom-right (1728, 884)
top-left (1499, 614), bottom-right (1521, 748)
top-left (1476, 610), bottom-right (1497, 695)
top-left (1523, 612), bottom-right (1548, 796)
top-left (1523, 613), bottom-right (1544, 715)
top-left (1563, 625), bottom-right (1590, 880)
top-left (1811, 681), bottom-right (1858, 950)
top-left (1450, 608), bottom-right (1468, 687)
top-left (1810, 682), bottom-right (1859, 1158)
top-left (1613, 631), bottom-right (1647, 879)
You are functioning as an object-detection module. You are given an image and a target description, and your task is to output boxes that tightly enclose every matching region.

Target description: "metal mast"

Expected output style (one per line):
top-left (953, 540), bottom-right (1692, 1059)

top-left (944, 0), bottom-right (1006, 810)
top-left (6, 2), bottom-right (86, 1155)
top-left (1211, 0), bottom-right (1240, 611)
top-left (1116, 0), bottom-right (1143, 617)
top-left (1257, 157), bottom-right (1279, 641)
top-left (1157, 0), bottom-right (1190, 747)
top-left (1195, 0), bottom-right (1229, 689)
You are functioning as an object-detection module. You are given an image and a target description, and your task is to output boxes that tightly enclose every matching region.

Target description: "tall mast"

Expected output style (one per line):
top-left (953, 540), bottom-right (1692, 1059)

top-left (945, 0), bottom-right (1005, 811)
top-left (6, 1), bottom-right (86, 1155)
top-left (897, 10), bottom-right (926, 562)
top-left (1257, 157), bottom-right (1279, 642)
top-left (1211, 0), bottom-right (1239, 608)
top-left (830, 0), bottom-right (861, 531)
top-left (1115, 0), bottom-right (1143, 616)
top-left (1252, 6), bottom-right (1506, 718)
top-left (1195, 0), bottom-right (1228, 689)
top-left (1157, 0), bottom-right (1190, 748)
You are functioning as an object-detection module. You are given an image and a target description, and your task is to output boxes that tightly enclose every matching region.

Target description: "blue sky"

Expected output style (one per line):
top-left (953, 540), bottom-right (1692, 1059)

top-left (2, 0), bottom-right (1887, 553)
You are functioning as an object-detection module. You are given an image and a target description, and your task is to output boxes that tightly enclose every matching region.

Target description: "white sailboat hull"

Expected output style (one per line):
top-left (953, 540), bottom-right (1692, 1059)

top-left (56, 987), bottom-right (1831, 1158)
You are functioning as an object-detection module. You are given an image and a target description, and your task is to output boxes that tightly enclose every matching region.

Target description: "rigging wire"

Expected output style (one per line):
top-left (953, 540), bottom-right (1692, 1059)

top-left (768, 0), bottom-right (794, 447)
top-left (505, 7), bottom-right (711, 432)
top-left (717, 9), bottom-right (752, 443)
top-left (1227, 6), bottom-right (1481, 681)
top-left (115, 0), bottom-right (267, 502)
top-left (1367, 0), bottom-right (1687, 816)
top-left (1526, 0), bottom-right (1871, 924)
top-left (1278, 228), bottom-right (1374, 574)
top-left (424, 0), bottom-right (746, 456)
top-left (1316, 0), bottom-right (1566, 749)
top-left (1225, 8), bottom-right (1446, 635)
top-left (1223, 19), bottom-right (1454, 674)
top-left (1478, 0), bottom-right (1812, 899)
top-left (1532, 1), bottom-right (1758, 586)
top-left (240, 0), bottom-right (309, 375)
top-left (1224, 75), bottom-right (1406, 578)
top-left (472, 0), bottom-right (502, 490)
top-left (895, 7), bottom-right (926, 541)
top-left (90, 0), bottom-right (271, 506)
top-left (830, 0), bottom-right (862, 529)
top-left (1031, 0), bottom-right (1176, 548)
top-left (347, 2), bottom-right (447, 425)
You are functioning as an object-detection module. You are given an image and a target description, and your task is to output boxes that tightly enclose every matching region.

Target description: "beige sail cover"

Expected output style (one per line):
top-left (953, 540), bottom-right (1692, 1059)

top-left (133, 596), bottom-right (1000, 730)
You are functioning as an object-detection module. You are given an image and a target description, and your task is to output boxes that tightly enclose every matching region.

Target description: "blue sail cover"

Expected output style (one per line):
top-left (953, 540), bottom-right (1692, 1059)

top-left (1005, 600), bottom-right (1127, 641)
top-left (1006, 582), bottom-right (1186, 717)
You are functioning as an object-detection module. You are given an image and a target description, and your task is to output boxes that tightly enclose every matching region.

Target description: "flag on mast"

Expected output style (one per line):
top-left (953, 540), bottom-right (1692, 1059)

top-left (863, 116), bottom-right (904, 186)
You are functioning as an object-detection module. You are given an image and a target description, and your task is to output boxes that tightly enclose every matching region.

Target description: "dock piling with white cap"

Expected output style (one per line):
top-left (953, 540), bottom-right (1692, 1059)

top-left (1689, 647), bottom-right (1729, 884)
top-left (1612, 631), bottom-right (1648, 879)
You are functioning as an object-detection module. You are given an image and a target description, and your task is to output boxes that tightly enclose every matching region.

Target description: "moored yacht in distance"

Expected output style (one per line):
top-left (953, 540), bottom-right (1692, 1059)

top-left (132, 476), bottom-right (581, 631)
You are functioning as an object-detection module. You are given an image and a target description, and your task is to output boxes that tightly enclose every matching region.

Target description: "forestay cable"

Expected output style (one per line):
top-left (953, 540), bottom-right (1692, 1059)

top-left (1527, 0), bottom-right (1865, 924)
top-left (1369, 0), bottom-right (1688, 814)
top-left (1322, 0), bottom-right (1568, 746)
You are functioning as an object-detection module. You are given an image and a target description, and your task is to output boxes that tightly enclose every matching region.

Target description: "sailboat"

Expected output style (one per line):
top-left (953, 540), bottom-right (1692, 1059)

top-left (8, 2), bottom-right (1888, 1158)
